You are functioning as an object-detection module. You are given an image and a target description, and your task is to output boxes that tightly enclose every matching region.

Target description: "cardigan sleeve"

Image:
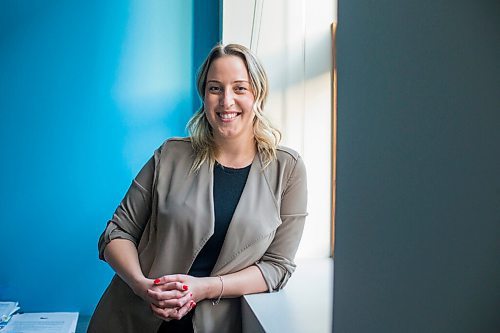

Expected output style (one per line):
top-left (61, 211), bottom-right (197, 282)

top-left (255, 155), bottom-right (308, 291)
top-left (97, 148), bottom-right (160, 261)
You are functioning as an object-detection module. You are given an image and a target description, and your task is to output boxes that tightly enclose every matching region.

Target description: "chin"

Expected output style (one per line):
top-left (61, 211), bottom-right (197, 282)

top-left (216, 129), bottom-right (242, 140)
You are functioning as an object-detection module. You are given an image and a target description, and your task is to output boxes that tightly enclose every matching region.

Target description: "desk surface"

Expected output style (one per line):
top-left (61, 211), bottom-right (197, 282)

top-left (242, 258), bottom-right (334, 333)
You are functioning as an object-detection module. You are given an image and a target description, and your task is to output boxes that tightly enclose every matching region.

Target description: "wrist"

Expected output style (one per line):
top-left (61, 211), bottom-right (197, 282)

top-left (129, 275), bottom-right (149, 295)
top-left (211, 275), bottom-right (224, 305)
top-left (199, 276), bottom-right (221, 300)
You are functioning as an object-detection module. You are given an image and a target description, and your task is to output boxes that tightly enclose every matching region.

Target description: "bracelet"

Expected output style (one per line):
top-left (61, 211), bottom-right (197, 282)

top-left (212, 275), bottom-right (224, 305)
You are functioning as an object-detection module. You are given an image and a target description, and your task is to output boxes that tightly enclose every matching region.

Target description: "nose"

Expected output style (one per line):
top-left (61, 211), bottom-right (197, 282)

top-left (220, 89), bottom-right (235, 109)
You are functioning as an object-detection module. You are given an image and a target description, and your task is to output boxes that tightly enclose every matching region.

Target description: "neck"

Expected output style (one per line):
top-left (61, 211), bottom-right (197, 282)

top-left (215, 135), bottom-right (257, 168)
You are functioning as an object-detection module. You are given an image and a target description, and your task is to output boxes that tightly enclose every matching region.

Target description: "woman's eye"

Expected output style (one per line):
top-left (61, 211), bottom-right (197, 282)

top-left (235, 86), bottom-right (247, 92)
top-left (208, 86), bottom-right (221, 93)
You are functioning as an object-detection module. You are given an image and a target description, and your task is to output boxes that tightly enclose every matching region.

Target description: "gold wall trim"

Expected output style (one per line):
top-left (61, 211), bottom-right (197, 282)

top-left (331, 21), bottom-right (338, 258)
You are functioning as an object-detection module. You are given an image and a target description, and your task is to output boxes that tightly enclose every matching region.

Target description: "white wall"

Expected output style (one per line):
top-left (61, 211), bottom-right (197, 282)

top-left (222, 0), bottom-right (337, 258)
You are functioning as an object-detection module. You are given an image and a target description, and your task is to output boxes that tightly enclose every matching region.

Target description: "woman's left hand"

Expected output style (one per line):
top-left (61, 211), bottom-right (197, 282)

top-left (147, 274), bottom-right (206, 321)
top-left (147, 279), bottom-right (191, 308)
top-left (149, 274), bottom-right (207, 304)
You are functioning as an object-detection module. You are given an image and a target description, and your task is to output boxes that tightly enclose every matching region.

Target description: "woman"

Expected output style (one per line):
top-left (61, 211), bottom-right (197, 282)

top-left (88, 43), bottom-right (308, 333)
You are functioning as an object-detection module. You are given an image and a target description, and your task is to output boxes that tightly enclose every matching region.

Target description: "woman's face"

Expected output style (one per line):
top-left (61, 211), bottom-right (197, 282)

top-left (204, 55), bottom-right (255, 143)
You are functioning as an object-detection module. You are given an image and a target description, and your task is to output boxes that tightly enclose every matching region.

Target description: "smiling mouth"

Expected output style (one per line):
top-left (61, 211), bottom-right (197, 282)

top-left (217, 112), bottom-right (241, 121)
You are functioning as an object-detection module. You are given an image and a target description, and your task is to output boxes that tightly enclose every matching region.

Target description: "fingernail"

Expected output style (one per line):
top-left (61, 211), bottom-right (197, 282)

top-left (190, 293), bottom-right (193, 297)
top-left (154, 278), bottom-right (161, 284)
top-left (192, 301), bottom-right (197, 308)
top-left (183, 285), bottom-right (189, 291)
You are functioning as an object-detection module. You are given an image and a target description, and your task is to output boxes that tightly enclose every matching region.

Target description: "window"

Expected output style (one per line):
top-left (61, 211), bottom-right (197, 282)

top-left (222, 0), bottom-right (337, 258)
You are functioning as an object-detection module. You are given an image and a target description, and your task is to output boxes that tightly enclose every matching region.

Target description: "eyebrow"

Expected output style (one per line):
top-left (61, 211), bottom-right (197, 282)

top-left (206, 80), bottom-right (250, 84)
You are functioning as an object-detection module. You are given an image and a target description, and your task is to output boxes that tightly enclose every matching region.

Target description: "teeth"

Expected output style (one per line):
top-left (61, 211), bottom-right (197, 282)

top-left (220, 113), bottom-right (238, 119)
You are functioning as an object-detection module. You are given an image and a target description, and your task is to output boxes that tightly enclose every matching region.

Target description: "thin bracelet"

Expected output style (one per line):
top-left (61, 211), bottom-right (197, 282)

top-left (212, 275), bottom-right (224, 305)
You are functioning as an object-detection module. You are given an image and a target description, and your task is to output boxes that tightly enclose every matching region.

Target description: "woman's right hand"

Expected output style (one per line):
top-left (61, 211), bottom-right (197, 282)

top-left (147, 278), bottom-right (193, 309)
top-left (130, 276), bottom-right (158, 303)
top-left (150, 301), bottom-right (195, 322)
top-left (147, 277), bottom-right (196, 321)
top-left (131, 276), bottom-right (195, 321)
top-left (102, 240), bottom-right (195, 320)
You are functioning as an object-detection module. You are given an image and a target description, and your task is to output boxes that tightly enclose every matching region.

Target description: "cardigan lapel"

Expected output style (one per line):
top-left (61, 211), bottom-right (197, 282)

top-left (211, 153), bottom-right (281, 274)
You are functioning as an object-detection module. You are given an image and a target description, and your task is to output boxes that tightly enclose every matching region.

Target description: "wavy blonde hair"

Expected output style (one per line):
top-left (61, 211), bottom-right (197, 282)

top-left (187, 43), bottom-right (281, 172)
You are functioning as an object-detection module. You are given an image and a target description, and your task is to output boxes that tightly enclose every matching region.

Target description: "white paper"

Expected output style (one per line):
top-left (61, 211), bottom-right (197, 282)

top-left (2, 312), bottom-right (78, 333)
top-left (0, 302), bottom-right (20, 322)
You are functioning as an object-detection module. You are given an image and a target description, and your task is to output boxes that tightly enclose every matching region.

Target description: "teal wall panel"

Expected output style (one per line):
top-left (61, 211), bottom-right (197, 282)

top-left (0, 0), bottom-right (219, 315)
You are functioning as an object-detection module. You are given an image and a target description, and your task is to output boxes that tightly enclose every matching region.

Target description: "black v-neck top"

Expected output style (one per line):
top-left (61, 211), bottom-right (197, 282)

top-left (188, 162), bottom-right (252, 277)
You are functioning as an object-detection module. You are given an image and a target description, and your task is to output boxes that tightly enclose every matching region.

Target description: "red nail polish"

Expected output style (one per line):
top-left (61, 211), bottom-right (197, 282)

top-left (154, 278), bottom-right (161, 284)
top-left (183, 285), bottom-right (189, 291)
top-left (192, 301), bottom-right (197, 308)
top-left (190, 293), bottom-right (193, 297)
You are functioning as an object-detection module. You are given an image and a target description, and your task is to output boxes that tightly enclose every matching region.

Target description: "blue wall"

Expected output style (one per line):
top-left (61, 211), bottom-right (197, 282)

top-left (334, 0), bottom-right (500, 332)
top-left (0, 0), bottom-right (219, 315)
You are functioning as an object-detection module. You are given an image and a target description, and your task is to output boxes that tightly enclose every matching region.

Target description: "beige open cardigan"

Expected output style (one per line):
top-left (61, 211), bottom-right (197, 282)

top-left (88, 138), bottom-right (308, 333)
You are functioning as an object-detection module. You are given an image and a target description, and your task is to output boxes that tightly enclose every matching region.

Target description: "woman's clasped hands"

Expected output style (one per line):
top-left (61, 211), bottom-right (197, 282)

top-left (136, 274), bottom-right (200, 321)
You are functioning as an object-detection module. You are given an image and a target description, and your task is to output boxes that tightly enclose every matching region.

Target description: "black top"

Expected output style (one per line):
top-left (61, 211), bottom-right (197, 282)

top-left (188, 162), bottom-right (252, 277)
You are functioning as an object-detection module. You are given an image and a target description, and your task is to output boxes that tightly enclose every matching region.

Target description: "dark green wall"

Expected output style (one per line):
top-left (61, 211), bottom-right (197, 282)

top-left (334, 0), bottom-right (500, 332)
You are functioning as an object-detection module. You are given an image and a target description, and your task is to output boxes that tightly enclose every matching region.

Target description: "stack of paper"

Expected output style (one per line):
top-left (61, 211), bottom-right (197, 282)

top-left (1, 312), bottom-right (79, 333)
top-left (0, 302), bottom-right (20, 328)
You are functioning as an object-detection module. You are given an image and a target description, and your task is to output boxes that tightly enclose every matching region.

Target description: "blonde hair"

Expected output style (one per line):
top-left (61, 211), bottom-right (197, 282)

top-left (187, 43), bottom-right (281, 172)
